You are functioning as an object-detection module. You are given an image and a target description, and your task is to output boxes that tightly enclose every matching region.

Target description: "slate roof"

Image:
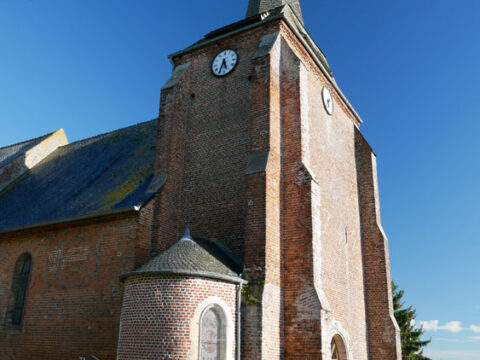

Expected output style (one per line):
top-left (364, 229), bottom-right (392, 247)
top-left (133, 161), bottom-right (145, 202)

top-left (122, 229), bottom-right (245, 283)
top-left (0, 133), bottom-right (53, 168)
top-left (0, 120), bottom-right (158, 232)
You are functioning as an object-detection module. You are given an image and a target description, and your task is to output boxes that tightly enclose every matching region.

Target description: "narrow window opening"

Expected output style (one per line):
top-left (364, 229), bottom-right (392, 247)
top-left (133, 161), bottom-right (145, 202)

top-left (11, 254), bottom-right (32, 327)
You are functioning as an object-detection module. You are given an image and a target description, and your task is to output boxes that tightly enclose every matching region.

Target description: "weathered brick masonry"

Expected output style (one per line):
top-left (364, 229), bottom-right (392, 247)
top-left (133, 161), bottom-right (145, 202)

top-left (0, 208), bottom-right (153, 360)
top-left (0, 119), bottom-right (158, 359)
top-left (142, 1), bottom-right (401, 357)
top-left (0, 1), bottom-right (401, 359)
top-left (117, 276), bottom-right (237, 360)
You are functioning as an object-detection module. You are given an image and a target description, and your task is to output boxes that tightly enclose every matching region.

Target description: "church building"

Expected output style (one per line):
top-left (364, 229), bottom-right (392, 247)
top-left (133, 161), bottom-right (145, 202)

top-left (0, 1), bottom-right (401, 359)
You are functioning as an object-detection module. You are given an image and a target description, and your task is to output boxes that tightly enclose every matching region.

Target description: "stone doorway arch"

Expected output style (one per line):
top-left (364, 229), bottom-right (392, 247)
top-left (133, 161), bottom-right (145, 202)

top-left (331, 334), bottom-right (348, 360)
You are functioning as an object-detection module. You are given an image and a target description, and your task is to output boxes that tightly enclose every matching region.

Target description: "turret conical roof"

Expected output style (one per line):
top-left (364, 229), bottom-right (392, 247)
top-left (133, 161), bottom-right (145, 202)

top-left (121, 229), bottom-right (245, 284)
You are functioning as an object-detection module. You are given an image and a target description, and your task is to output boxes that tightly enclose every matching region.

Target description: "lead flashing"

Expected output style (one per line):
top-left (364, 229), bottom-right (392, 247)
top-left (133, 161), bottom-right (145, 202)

top-left (246, 152), bottom-right (269, 175)
top-left (146, 174), bottom-right (167, 194)
top-left (253, 32), bottom-right (280, 59)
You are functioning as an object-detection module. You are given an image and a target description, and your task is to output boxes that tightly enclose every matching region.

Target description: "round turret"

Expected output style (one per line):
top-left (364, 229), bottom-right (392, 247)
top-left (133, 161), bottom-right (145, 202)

top-left (117, 229), bottom-right (245, 360)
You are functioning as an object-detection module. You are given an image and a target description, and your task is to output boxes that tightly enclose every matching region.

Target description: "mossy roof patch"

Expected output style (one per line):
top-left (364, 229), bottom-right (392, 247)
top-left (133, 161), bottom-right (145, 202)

top-left (0, 120), bottom-right (158, 232)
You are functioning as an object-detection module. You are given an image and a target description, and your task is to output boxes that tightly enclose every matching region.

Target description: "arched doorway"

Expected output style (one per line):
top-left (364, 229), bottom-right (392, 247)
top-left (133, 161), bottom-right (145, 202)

top-left (331, 334), bottom-right (348, 360)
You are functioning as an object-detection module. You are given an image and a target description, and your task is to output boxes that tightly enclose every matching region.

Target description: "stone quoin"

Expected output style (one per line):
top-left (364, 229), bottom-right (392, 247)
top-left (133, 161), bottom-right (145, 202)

top-left (0, 0), bottom-right (401, 359)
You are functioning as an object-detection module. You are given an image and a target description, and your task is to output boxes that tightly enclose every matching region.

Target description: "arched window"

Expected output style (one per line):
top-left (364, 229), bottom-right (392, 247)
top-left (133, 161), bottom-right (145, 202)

top-left (199, 306), bottom-right (226, 360)
top-left (11, 254), bottom-right (32, 327)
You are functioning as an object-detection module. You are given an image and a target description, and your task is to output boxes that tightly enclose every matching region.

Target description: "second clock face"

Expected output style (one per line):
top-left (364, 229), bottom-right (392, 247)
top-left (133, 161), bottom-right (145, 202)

top-left (212, 49), bottom-right (238, 77)
top-left (322, 87), bottom-right (334, 115)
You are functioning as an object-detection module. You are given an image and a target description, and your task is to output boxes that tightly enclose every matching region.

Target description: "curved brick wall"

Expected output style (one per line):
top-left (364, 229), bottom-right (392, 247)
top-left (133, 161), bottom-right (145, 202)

top-left (117, 275), bottom-right (237, 360)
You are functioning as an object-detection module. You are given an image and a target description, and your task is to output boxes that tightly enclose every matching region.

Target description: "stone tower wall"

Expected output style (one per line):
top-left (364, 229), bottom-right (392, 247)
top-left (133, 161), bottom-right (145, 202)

top-left (277, 22), bottom-right (400, 359)
top-left (151, 22), bottom-right (280, 260)
top-left (149, 23), bottom-right (285, 358)
top-left (253, 22), bottom-right (370, 359)
top-left (280, 25), bottom-right (369, 358)
top-left (149, 13), bottom-right (400, 360)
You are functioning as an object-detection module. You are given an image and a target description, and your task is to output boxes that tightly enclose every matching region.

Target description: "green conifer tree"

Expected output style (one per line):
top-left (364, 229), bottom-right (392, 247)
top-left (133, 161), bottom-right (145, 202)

top-left (392, 282), bottom-right (431, 360)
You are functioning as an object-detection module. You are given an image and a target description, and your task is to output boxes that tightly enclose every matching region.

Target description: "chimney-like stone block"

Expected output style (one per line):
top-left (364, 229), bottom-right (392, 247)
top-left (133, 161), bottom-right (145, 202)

top-left (247, 0), bottom-right (304, 24)
top-left (0, 129), bottom-right (68, 193)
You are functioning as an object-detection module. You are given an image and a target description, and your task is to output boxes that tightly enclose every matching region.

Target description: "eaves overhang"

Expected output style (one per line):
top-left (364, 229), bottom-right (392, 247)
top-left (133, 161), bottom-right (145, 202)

top-left (120, 269), bottom-right (248, 285)
top-left (0, 206), bottom-right (141, 236)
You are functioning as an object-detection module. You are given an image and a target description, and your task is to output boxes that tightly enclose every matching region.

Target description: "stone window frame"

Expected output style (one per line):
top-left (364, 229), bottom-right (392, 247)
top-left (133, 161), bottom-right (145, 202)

top-left (9, 252), bottom-right (33, 330)
top-left (190, 296), bottom-right (234, 360)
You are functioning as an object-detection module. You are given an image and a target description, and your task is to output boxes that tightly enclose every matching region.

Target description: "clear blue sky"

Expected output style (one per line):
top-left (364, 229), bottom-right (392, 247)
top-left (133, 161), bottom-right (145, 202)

top-left (1, 1), bottom-right (479, 359)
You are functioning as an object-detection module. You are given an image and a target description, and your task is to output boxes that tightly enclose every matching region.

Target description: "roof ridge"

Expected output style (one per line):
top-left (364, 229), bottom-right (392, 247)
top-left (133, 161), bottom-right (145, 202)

top-left (59, 119), bottom-right (157, 149)
top-left (0, 131), bottom-right (55, 151)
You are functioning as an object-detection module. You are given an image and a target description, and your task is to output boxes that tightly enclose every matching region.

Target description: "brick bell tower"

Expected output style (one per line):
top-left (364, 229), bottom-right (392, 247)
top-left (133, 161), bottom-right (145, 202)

top-left (117, 0), bottom-right (402, 359)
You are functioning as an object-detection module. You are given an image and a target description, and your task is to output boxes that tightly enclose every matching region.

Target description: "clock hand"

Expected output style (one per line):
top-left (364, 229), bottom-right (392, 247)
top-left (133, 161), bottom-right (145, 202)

top-left (220, 58), bottom-right (227, 72)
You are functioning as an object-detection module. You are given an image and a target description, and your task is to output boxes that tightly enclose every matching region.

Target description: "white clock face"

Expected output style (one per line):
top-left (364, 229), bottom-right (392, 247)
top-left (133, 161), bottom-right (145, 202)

top-left (212, 49), bottom-right (238, 77)
top-left (322, 87), bottom-right (334, 115)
